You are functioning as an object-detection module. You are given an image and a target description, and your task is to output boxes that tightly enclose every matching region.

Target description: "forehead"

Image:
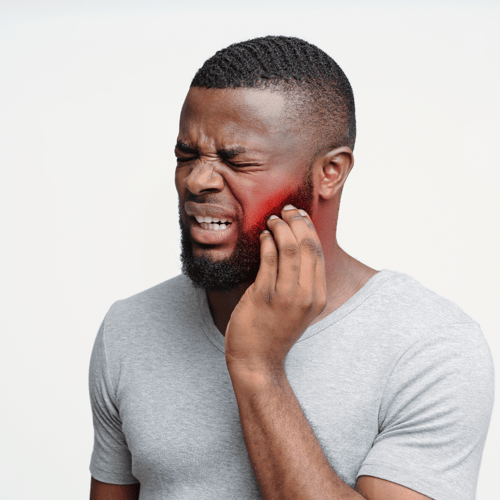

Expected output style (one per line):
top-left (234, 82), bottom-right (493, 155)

top-left (178, 87), bottom-right (295, 146)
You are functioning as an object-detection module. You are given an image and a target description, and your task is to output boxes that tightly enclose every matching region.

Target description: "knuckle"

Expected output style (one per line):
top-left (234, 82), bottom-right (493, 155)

top-left (317, 294), bottom-right (327, 313)
top-left (300, 298), bottom-right (314, 314)
top-left (280, 295), bottom-right (294, 310)
top-left (263, 289), bottom-right (276, 306)
top-left (262, 252), bottom-right (278, 266)
top-left (282, 244), bottom-right (299, 259)
top-left (293, 289), bottom-right (313, 308)
top-left (300, 237), bottom-right (317, 255)
top-left (288, 213), bottom-right (304, 223)
top-left (269, 217), bottom-right (285, 226)
top-left (300, 290), bottom-right (314, 306)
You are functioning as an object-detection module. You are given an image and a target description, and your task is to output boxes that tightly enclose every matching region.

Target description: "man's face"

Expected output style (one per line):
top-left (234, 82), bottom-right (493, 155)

top-left (175, 87), bottom-right (315, 292)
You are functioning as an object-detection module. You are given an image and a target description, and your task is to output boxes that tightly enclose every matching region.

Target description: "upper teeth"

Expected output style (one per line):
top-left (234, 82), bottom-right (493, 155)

top-left (194, 215), bottom-right (230, 224)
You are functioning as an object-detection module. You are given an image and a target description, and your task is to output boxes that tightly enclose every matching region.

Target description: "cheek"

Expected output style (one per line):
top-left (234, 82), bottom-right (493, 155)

top-left (241, 186), bottom-right (299, 233)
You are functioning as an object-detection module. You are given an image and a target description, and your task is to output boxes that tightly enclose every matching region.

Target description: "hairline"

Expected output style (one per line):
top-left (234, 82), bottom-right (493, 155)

top-left (189, 80), bottom-right (337, 161)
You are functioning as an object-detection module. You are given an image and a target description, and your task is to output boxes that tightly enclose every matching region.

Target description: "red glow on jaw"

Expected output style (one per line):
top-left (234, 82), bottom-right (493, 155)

top-left (242, 184), bottom-right (314, 238)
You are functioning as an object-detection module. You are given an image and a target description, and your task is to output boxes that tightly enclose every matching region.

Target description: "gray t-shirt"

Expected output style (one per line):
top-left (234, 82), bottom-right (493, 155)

top-left (89, 270), bottom-right (494, 499)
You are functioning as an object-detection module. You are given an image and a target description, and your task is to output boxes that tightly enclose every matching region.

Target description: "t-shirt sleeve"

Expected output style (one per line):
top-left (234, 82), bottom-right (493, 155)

top-left (89, 316), bottom-right (139, 485)
top-left (357, 322), bottom-right (494, 500)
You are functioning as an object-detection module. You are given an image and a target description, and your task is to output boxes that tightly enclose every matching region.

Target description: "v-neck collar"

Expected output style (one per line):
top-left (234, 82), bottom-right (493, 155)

top-left (196, 269), bottom-right (399, 354)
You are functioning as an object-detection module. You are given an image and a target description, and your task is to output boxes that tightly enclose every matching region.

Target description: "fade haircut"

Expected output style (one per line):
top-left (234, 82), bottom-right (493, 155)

top-left (191, 35), bottom-right (356, 156)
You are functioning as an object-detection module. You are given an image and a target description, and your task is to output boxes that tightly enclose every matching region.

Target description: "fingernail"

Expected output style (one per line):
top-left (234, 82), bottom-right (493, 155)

top-left (268, 215), bottom-right (279, 220)
top-left (298, 209), bottom-right (308, 216)
top-left (262, 229), bottom-right (271, 234)
top-left (283, 204), bottom-right (295, 210)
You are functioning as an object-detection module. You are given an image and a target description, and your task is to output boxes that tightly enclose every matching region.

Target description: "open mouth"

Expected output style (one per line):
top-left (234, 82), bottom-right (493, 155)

top-left (194, 215), bottom-right (232, 231)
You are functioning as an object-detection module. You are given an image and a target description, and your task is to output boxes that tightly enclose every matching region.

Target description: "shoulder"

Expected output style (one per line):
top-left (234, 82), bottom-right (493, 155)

top-left (373, 271), bottom-right (494, 416)
top-left (93, 274), bottom-right (207, 379)
top-left (353, 270), bottom-right (494, 381)
top-left (105, 274), bottom-right (196, 324)
top-left (100, 274), bottom-right (203, 347)
top-left (370, 270), bottom-right (479, 337)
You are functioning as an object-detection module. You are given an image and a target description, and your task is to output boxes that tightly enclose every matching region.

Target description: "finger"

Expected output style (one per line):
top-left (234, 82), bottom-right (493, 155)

top-left (266, 213), bottom-right (301, 293)
top-left (253, 229), bottom-right (278, 298)
top-left (280, 205), bottom-right (319, 291)
top-left (296, 209), bottom-right (327, 313)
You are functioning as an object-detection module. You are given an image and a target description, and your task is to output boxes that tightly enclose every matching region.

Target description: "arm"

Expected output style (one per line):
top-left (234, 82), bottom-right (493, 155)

top-left (89, 321), bottom-right (140, 496)
top-left (229, 363), bottom-right (432, 500)
top-left (90, 476), bottom-right (140, 500)
top-left (225, 206), bottom-right (432, 500)
top-left (229, 365), bottom-right (362, 499)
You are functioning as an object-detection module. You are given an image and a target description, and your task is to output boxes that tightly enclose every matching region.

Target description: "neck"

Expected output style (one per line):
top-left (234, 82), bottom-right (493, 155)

top-left (317, 242), bottom-right (378, 323)
top-left (207, 237), bottom-right (378, 336)
top-left (207, 282), bottom-right (251, 336)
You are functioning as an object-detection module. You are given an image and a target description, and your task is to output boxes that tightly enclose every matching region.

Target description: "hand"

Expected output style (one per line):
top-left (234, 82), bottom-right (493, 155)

top-left (225, 205), bottom-right (327, 375)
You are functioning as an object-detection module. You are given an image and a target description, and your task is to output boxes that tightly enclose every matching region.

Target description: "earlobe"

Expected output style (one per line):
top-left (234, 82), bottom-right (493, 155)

top-left (317, 147), bottom-right (354, 200)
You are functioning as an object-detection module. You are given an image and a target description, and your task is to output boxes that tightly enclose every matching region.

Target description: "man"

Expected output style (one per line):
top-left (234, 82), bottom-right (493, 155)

top-left (89, 36), bottom-right (494, 500)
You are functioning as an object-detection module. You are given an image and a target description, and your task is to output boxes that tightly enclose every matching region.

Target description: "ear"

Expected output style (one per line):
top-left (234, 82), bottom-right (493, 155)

top-left (316, 146), bottom-right (354, 200)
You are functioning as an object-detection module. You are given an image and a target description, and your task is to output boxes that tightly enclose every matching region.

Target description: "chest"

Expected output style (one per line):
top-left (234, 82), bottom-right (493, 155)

top-left (114, 340), bottom-right (383, 492)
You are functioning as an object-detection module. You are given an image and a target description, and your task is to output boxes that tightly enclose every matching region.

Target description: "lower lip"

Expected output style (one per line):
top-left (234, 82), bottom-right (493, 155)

top-left (189, 219), bottom-right (237, 245)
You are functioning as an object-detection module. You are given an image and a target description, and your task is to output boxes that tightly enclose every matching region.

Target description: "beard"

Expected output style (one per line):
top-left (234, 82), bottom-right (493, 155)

top-left (180, 168), bottom-right (314, 293)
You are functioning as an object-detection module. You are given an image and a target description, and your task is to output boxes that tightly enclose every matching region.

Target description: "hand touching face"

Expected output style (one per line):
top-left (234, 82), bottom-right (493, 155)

top-left (225, 204), bottom-right (327, 374)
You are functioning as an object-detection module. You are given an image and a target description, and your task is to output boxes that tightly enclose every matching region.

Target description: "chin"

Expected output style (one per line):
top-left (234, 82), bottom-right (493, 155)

top-left (179, 219), bottom-right (260, 293)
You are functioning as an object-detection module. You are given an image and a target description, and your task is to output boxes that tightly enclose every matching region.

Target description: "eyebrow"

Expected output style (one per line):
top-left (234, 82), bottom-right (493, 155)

top-left (175, 142), bottom-right (248, 160)
top-left (175, 141), bottom-right (198, 155)
top-left (217, 146), bottom-right (247, 160)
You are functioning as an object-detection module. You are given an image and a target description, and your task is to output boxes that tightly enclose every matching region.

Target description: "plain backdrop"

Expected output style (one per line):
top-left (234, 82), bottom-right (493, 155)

top-left (0, 1), bottom-right (498, 498)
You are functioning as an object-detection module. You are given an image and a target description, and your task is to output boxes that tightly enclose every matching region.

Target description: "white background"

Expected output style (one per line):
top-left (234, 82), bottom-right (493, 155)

top-left (1, 0), bottom-right (499, 498)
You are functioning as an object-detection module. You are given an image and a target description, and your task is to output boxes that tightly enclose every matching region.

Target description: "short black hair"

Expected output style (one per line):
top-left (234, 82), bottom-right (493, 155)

top-left (191, 35), bottom-right (356, 153)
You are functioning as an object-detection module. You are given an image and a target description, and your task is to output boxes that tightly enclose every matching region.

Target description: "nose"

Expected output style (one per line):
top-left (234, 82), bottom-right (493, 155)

top-left (182, 161), bottom-right (224, 195)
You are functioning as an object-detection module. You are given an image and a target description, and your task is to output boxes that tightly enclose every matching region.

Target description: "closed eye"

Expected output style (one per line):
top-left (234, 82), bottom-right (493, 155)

top-left (225, 160), bottom-right (245, 167)
top-left (224, 159), bottom-right (261, 169)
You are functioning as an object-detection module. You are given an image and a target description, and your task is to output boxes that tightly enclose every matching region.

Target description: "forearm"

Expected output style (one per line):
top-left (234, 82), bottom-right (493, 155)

top-left (229, 366), bottom-right (365, 500)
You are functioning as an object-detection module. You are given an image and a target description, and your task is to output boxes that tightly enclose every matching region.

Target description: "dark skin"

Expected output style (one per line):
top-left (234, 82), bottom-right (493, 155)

top-left (172, 87), bottom-right (434, 500)
top-left (89, 86), bottom-right (433, 499)
top-left (176, 88), bottom-right (376, 334)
